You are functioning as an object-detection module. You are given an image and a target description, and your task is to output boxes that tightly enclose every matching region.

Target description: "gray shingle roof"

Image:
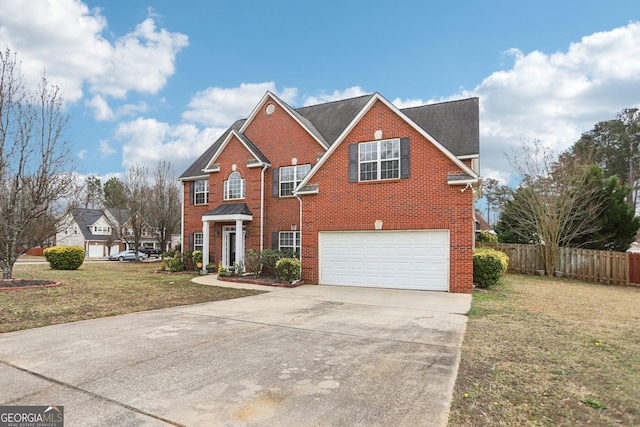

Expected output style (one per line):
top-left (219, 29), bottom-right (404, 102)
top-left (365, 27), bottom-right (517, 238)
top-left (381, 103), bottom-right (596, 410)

top-left (71, 208), bottom-right (107, 241)
top-left (179, 119), bottom-right (245, 179)
top-left (401, 97), bottom-right (479, 158)
top-left (180, 94), bottom-right (479, 179)
top-left (294, 94), bottom-right (374, 146)
top-left (204, 203), bottom-right (252, 216)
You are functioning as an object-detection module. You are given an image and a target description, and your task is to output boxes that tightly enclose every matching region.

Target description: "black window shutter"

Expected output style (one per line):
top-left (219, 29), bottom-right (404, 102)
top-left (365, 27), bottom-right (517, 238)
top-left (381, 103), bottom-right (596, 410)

top-left (189, 181), bottom-right (195, 204)
top-left (188, 233), bottom-right (194, 251)
top-left (348, 144), bottom-right (358, 182)
top-left (400, 137), bottom-right (410, 179)
top-left (272, 231), bottom-right (279, 250)
top-left (272, 168), bottom-right (279, 198)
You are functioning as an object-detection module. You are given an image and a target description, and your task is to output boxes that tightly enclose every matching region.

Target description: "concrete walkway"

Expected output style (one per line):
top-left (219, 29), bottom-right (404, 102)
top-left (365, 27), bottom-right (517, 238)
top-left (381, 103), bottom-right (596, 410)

top-left (0, 277), bottom-right (471, 427)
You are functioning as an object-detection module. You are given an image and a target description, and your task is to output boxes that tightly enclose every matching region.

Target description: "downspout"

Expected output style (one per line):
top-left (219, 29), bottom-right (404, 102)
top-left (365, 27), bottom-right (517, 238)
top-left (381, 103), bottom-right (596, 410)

top-left (260, 164), bottom-right (269, 252)
top-left (180, 181), bottom-right (185, 252)
top-left (295, 194), bottom-right (303, 280)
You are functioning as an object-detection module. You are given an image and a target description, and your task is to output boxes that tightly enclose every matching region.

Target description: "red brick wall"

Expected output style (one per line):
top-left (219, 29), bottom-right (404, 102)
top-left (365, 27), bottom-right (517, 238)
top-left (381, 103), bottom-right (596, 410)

top-left (300, 100), bottom-right (474, 293)
top-left (182, 98), bottom-right (326, 262)
top-left (183, 97), bottom-right (475, 292)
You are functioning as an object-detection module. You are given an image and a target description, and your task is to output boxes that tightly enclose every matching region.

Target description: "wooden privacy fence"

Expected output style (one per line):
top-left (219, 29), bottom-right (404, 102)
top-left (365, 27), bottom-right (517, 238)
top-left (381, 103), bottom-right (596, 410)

top-left (477, 242), bottom-right (630, 286)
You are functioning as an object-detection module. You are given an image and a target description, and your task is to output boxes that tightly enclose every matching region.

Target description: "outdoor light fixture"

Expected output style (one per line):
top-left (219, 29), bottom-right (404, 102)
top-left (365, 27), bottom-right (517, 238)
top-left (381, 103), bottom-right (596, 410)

top-left (460, 183), bottom-right (476, 193)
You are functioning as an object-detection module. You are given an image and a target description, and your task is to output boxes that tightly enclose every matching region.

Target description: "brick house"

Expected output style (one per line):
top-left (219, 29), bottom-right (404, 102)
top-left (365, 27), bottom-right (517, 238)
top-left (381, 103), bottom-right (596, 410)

top-left (180, 92), bottom-right (480, 293)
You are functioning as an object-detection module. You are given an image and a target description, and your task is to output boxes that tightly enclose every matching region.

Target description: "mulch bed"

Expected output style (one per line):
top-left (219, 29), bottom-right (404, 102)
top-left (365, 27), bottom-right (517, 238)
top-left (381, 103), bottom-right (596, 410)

top-left (216, 275), bottom-right (304, 288)
top-left (0, 279), bottom-right (61, 290)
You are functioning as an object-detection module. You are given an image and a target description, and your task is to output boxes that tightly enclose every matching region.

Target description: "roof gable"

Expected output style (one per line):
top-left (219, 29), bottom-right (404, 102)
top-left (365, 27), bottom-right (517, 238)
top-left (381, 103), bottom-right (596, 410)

top-left (240, 92), bottom-right (329, 149)
top-left (179, 120), bottom-right (246, 180)
top-left (296, 93), bottom-right (479, 192)
top-left (401, 97), bottom-right (479, 158)
top-left (203, 130), bottom-right (270, 172)
top-left (180, 92), bottom-right (480, 181)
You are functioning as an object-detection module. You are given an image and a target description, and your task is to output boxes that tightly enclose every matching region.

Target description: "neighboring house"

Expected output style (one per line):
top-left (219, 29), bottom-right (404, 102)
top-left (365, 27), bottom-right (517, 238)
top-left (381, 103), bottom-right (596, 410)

top-left (180, 92), bottom-right (480, 293)
top-left (56, 208), bottom-right (159, 258)
top-left (57, 208), bottom-right (121, 258)
top-left (475, 211), bottom-right (495, 235)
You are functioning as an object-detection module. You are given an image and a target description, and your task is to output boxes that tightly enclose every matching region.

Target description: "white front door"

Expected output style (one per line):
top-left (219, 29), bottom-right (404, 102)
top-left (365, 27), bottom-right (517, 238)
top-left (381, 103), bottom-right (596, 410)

top-left (222, 226), bottom-right (245, 269)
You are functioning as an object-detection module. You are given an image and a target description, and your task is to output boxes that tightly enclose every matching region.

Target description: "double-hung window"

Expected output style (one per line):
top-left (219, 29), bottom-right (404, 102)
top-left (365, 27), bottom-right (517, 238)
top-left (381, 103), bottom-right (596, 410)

top-left (359, 138), bottom-right (400, 181)
top-left (279, 231), bottom-right (301, 258)
top-left (224, 171), bottom-right (245, 200)
top-left (194, 180), bottom-right (209, 204)
top-left (193, 232), bottom-right (203, 251)
top-left (280, 164), bottom-right (311, 197)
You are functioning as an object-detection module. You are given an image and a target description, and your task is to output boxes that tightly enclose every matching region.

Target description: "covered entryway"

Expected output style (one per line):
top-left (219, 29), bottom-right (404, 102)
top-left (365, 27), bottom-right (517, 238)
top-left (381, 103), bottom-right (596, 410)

top-left (201, 203), bottom-right (253, 271)
top-left (318, 230), bottom-right (450, 291)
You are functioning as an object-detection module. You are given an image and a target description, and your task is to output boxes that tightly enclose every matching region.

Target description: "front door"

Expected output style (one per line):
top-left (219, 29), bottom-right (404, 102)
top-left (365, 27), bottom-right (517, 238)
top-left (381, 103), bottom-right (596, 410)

top-left (222, 226), bottom-right (244, 269)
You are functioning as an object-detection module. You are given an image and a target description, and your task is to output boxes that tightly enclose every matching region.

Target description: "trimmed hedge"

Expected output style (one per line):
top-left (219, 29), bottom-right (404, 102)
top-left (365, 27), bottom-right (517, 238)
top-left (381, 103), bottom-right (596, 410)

top-left (44, 246), bottom-right (85, 270)
top-left (473, 247), bottom-right (508, 289)
top-left (275, 257), bottom-right (301, 283)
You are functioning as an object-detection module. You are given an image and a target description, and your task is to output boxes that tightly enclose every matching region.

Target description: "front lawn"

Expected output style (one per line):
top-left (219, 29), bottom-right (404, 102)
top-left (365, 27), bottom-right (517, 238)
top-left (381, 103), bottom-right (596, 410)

top-left (449, 274), bottom-right (640, 426)
top-left (0, 262), bottom-right (263, 333)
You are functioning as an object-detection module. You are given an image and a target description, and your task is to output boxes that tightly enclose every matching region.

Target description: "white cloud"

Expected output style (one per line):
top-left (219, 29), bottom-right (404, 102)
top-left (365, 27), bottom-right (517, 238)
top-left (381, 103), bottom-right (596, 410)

top-left (0, 0), bottom-right (187, 103)
top-left (86, 95), bottom-right (148, 121)
top-left (89, 18), bottom-right (188, 99)
top-left (86, 95), bottom-right (114, 121)
top-left (116, 117), bottom-right (224, 173)
top-left (77, 149), bottom-right (88, 160)
top-left (451, 22), bottom-right (640, 181)
top-left (99, 140), bottom-right (116, 157)
top-left (182, 82), bottom-right (297, 127)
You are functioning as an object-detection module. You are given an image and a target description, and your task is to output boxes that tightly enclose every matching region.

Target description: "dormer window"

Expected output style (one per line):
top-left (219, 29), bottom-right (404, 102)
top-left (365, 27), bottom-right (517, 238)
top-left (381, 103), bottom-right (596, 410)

top-left (224, 171), bottom-right (245, 200)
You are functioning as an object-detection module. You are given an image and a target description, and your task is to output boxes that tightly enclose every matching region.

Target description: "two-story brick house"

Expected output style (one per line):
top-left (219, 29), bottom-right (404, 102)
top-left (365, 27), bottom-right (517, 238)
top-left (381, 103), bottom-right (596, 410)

top-left (180, 91), bottom-right (480, 293)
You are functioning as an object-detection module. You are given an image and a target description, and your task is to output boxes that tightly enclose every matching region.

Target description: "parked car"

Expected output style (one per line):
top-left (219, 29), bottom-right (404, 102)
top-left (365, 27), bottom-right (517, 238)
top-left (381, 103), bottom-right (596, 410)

top-left (108, 250), bottom-right (148, 262)
top-left (139, 246), bottom-right (162, 258)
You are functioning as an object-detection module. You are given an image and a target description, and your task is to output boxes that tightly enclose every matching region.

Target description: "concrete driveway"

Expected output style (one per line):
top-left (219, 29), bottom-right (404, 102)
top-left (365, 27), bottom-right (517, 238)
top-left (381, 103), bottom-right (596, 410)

top-left (0, 278), bottom-right (471, 427)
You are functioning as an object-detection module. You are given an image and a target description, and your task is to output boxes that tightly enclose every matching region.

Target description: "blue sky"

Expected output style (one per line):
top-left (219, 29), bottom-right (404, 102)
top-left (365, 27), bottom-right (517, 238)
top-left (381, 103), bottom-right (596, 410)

top-left (1, 0), bottom-right (639, 184)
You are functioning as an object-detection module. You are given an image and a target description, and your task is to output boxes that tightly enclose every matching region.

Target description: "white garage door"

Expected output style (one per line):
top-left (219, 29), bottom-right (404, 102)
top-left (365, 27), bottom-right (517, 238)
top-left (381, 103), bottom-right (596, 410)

top-left (88, 244), bottom-right (104, 258)
top-left (319, 230), bottom-right (449, 291)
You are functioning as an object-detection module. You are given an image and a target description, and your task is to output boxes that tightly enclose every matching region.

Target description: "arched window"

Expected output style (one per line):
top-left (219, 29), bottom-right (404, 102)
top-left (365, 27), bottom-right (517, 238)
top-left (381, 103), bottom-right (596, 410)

top-left (224, 171), bottom-right (245, 200)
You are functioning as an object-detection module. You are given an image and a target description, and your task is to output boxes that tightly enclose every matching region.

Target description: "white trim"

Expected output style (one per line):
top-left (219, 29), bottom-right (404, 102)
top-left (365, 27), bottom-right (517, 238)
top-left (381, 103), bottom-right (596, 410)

top-left (179, 174), bottom-right (208, 182)
top-left (458, 154), bottom-right (479, 160)
top-left (222, 225), bottom-right (246, 269)
top-left (204, 165), bottom-right (220, 173)
top-left (203, 130), bottom-right (265, 172)
top-left (296, 93), bottom-right (479, 193)
top-left (447, 178), bottom-right (477, 185)
top-left (202, 213), bottom-right (253, 223)
top-left (239, 92), bottom-right (329, 150)
top-left (296, 186), bottom-right (319, 195)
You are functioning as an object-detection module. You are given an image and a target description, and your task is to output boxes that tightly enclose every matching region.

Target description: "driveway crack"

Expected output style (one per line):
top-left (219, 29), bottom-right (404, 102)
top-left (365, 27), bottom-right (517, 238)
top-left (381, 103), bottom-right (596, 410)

top-left (0, 359), bottom-right (185, 426)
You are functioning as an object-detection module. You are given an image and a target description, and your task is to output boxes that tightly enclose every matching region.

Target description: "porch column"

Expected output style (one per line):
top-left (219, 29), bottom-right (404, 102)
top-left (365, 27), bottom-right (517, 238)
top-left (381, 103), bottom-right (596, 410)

top-left (235, 219), bottom-right (244, 268)
top-left (202, 220), bottom-right (209, 272)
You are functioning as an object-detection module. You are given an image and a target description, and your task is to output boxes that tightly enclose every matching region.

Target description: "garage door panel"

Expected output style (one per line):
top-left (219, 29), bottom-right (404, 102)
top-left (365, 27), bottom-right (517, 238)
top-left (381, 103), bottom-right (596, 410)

top-left (319, 230), bottom-right (449, 291)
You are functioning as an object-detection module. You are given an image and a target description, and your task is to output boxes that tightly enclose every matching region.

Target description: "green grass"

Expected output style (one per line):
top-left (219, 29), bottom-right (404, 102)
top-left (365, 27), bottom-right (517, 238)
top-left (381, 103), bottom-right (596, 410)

top-left (0, 262), bottom-right (263, 333)
top-left (449, 274), bottom-right (640, 426)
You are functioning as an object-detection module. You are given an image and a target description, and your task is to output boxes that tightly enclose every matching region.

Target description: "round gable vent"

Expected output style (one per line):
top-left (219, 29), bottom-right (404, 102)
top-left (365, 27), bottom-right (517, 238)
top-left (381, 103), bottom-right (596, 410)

top-left (266, 104), bottom-right (275, 115)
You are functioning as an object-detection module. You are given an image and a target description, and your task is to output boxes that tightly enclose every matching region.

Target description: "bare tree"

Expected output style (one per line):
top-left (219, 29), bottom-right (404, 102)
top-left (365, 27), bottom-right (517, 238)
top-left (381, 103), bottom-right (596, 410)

top-left (0, 48), bottom-right (76, 278)
top-left (104, 165), bottom-right (150, 259)
top-left (504, 139), bottom-right (604, 275)
top-left (148, 161), bottom-right (181, 252)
